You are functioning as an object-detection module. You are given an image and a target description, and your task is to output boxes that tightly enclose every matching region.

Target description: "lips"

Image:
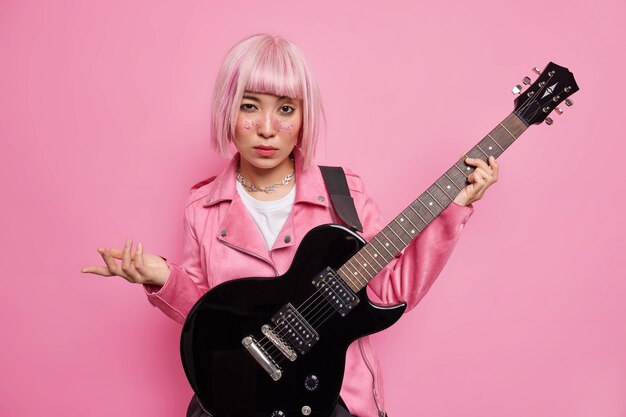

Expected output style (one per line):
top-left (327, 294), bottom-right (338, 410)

top-left (254, 146), bottom-right (278, 157)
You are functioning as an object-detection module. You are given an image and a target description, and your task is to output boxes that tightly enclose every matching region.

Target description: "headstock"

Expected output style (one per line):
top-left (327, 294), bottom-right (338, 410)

top-left (512, 62), bottom-right (579, 126)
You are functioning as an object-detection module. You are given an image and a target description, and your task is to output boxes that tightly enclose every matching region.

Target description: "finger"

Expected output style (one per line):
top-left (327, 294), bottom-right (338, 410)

top-left (121, 239), bottom-right (142, 283)
top-left (489, 155), bottom-right (499, 180)
top-left (473, 167), bottom-right (494, 184)
top-left (465, 157), bottom-right (491, 171)
top-left (121, 239), bottom-right (132, 270)
top-left (98, 248), bottom-right (127, 278)
top-left (467, 172), bottom-right (486, 200)
top-left (135, 242), bottom-right (145, 272)
top-left (108, 247), bottom-right (125, 260)
top-left (81, 266), bottom-right (114, 276)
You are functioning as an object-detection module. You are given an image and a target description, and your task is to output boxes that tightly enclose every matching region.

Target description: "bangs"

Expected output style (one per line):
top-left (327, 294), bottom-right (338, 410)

top-left (240, 41), bottom-right (304, 100)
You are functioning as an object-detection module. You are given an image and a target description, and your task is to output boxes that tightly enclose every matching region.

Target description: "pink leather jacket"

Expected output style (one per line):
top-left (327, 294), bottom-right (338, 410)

top-left (144, 150), bottom-right (473, 417)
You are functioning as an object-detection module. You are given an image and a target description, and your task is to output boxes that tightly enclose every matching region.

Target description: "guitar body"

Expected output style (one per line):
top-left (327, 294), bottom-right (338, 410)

top-left (181, 224), bottom-right (407, 417)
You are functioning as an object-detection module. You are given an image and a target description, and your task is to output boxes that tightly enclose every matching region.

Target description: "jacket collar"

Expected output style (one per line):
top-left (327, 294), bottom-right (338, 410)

top-left (203, 149), bottom-right (329, 208)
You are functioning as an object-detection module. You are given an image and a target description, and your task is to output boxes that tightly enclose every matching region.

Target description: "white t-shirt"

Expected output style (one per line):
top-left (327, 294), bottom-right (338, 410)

top-left (236, 181), bottom-right (296, 250)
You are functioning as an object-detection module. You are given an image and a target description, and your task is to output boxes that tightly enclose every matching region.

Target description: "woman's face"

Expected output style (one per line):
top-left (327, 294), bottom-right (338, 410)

top-left (234, 92), bottom-right (302, 173)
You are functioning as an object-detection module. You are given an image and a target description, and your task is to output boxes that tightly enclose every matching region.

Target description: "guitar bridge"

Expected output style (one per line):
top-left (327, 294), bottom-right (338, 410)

top-left (241, 336), bottom-right (282, 381)
top-left (262, 324), bottom-right (297, 361)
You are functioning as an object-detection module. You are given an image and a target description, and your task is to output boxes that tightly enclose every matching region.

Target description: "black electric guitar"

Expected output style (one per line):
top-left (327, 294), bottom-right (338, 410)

top-left (181, 62), bottom-right (579, 417)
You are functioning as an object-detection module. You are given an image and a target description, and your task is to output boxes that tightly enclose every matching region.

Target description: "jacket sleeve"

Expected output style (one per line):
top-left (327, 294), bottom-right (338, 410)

top-left (142, 203), bottom-right (209, 324)
top-left (346, 171), bottom-right (474, 312)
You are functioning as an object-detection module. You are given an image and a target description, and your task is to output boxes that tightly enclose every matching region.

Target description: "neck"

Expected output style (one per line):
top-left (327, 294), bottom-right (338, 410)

top-left (239, 156), bottom-right (294, 184)
top-left (237, 155), bottom-right (296, 201)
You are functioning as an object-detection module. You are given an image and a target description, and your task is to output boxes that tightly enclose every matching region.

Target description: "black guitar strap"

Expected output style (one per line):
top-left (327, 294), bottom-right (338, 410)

top-left (319, 166), bottom-right (364, 233)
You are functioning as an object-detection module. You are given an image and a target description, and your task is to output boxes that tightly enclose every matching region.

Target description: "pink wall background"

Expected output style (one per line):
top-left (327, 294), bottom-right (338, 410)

top-left (1, 0), bottom-right (624, 416)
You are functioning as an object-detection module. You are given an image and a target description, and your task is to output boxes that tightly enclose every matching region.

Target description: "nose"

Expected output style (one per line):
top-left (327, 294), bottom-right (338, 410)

top-left (257, 112), bottom-right (276, 139)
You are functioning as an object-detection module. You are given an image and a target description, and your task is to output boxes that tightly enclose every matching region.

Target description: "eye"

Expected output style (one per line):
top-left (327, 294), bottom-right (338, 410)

top-left (279, 105), bottom-right (295, 114)
top-left (240, 103), bottom-right (257, 111)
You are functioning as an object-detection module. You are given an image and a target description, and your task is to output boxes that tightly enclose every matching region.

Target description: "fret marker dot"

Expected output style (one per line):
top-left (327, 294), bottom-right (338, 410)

top-left (488, 146), bottom-right (493, 150)
top-left (429, 202), bottom-right (433, 206)
top-left (385, 243), bottom-right (390, 247)
top-left (353, 272), bottom-right (358, 276)
top-left (467, 167), bottom-right (471, 171)
top-left (374, 254), bottom-right (378, 258)
top-left (363, 263), bottom-right (368, 267)
top-left (447, 185), bottom-right (451, 189)
top-left (411, 229), bottom-right (415, 234)
top-left (400, 218), bottom-right (404, 222)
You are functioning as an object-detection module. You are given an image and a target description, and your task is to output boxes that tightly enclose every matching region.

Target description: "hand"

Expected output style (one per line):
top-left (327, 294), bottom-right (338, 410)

top-left (453, 156), bottom-right (499, 206)
top-left (82, 239), bottom-right (170, 286)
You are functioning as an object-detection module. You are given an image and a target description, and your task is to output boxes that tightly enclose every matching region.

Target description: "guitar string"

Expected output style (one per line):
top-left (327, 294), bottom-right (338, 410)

top-left (261, 293), bottom-right (337, 363)
top-left (259, 277), bottom-right (351, 356)
top-left (261, 269), bottom-right (361, 353)
top-left (257, 280), bottom-right (341, 353)
top-left (265, 271), bottom-right (357, 362)
top-left (258, 265), bottom-right (365, 354)
top-left (259, 271), bottom-right (358, 359)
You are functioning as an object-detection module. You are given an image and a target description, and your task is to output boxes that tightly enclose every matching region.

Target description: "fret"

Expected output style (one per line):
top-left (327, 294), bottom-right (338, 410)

top-left (393, 216), bottom-right (414, 242)
top-left (452, 162), bottom-right (470, 178)
top-left (466, 147), bottom-right (487, 161)
top-left (478, 138), bottom-right (503, 159)
top-left (337, 267), bottom-right (359, 292)
top-left (346, 257), bottom-right (371, 284)
top-left (487, 134), bottom-right (505, 151)
top-left (426, 186), bottom-right (448, 208)
top-left (443, 173), bottom-right (462, 190)
top-left (407, 204), bottom-right (428, 227)
top-left (362, 245), bottom-right (385, 270)
top-left (499, 123), bottom-right (517, 140)
top-left (454, 161), bottom-right (474, 179)
top-left (344, 260), bottom-right (368, 286)
top-left (373, 235), bottom-right (396, 258)
top-left (389, 217), bottom-right (412, 244)
top-left (379, 228), bottom-right (402, 253)
top-left (476, 144), bottom-right (489, 158)
top-left (399, 209), bottom-right (421, 234)
top-left (432, 183), bottom-right (454, 203)
top-left (426, 187), bottom-right (445, 210)
top-left (354, 251), bottom-right (379, 278)
top-left (416, 197), bottom-right (436, 218)
top-left (366, 241), bottom-right (388, 267)
top-left (446, 166), bottom-right (467, 183)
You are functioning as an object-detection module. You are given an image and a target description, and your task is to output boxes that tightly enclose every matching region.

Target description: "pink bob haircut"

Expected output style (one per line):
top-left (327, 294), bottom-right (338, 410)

top-left (211, 34), bottom-right (324, 168)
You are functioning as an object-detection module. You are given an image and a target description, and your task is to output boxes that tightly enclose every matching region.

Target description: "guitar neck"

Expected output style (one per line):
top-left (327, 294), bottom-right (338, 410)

top-left (337, 112), bottom-right (529, 292)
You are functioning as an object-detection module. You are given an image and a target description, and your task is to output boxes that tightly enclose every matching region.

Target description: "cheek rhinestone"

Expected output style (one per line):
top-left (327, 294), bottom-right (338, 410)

top-left (242, 119), bottom-right (258, 130)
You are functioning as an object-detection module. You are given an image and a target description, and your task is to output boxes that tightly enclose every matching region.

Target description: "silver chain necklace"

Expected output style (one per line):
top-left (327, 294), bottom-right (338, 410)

top-left (236, 166), bottom-right (295, 194)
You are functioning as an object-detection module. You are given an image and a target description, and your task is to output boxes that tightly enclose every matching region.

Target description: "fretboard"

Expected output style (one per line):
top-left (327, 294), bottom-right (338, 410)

top-left (337, 112), bottom-right (528, 292)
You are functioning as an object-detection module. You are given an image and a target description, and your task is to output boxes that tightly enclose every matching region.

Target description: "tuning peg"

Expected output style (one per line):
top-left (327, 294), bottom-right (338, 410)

top-left (532, 67), bottom-right (542, 75)
top-left (523, 76), bottom-right (532, 85)
top-left (545, 117), bottom-right (554, 125)
top-left (512, 84), bottom-right (523, 94)
top-left (555, 107), bottom-right (564, 115)
top-left (565, 98), bottom-right (573, 106)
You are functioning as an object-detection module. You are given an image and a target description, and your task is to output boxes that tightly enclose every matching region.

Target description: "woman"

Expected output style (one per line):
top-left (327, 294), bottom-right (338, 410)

top-left (82, 34), bottom-right (498, 417)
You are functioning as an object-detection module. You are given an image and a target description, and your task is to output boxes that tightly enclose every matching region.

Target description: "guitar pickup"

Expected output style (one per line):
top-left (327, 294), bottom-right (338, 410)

top-left (312, 267), bottom-right (359, 316)
top-left (271, 304), bottom-right (319, 355)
